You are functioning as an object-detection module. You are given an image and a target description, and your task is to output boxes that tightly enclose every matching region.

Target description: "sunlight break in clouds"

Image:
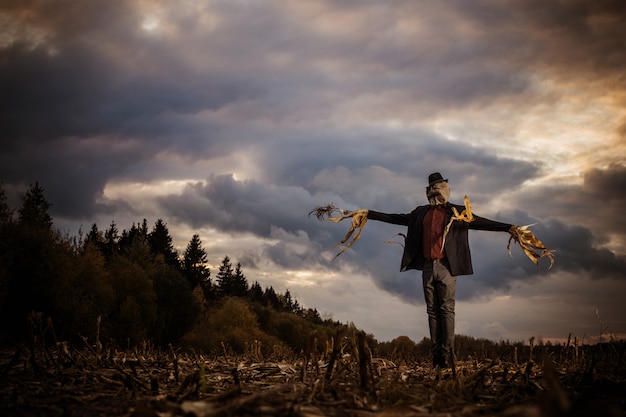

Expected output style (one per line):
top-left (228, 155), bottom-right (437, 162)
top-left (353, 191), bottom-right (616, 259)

top-left (141, 16), bottom-right (160, 32)
top-left (103, 180), bottom-right (196, 211)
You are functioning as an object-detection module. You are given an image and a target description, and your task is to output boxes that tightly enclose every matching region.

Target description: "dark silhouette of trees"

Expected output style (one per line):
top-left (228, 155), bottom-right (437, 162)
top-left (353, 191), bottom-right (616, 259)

top-left (119, 220), bottom-right (149, 252)
top-left (282, 289), bottom-right (302, 313)
top-left (65, 241), bottom-right (115, 338)
top-left (151, 264), bottom-right (200, 346)
top-left (182, 234), bottom-right (211, 291)
top-left (302, 307), bottom-right (323, 325)
top-left (216, 255), bottom-right (234, 296)
top-left (232, 262), bottom-right (249, 297)
top-left (0, 184), bottom-right (203, 347)
top-left (17, 182), bottom-right (52, 230)
top-left (148, 219), bottom-right (180, 269)
top-left (103, 221), bottom-right (120, 259)
top-left (106, 253), bottom-right (157, 344)
top-left (264, 286), bottom-right (281, 310)
top-left (1, 183), bottom-right (58, 340)
top-left (205, 297), bottom-right (266, 353)
top-left (216, 256), bottom-right (248, 297)
top-left (83, 223), bottom-right (104, 252)
top-left (0, 182), bottom-right (392, 357)
top-left (248, 281), bottom-right (265, 304)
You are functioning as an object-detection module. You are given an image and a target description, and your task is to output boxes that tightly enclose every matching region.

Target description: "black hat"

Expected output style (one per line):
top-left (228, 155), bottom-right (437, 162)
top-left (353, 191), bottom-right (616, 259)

top-left (428, 172), bottom-right (448, 187)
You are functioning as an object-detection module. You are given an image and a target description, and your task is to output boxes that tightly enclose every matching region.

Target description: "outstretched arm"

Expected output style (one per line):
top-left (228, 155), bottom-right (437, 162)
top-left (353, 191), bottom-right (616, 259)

top-left (367, 210), bottom-right (410, 226)
top-left (447, 196), bottom-right (554, 269)
top-left (468, 214), bottom-right (513, 232)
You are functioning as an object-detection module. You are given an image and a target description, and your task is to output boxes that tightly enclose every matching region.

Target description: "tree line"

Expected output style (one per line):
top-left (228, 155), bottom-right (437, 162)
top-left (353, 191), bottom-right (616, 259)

top-left (0, 183), bottom-right (352, 355)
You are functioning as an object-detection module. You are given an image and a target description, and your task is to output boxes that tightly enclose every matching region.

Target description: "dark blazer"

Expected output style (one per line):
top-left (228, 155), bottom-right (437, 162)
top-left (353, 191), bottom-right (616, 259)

top-left (368, 203), bottom-right (512, 276)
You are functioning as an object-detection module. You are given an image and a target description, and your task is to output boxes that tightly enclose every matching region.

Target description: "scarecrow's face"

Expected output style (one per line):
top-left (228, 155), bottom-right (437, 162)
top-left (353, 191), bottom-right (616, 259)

top-left (426, 181), bottom-right (450, 205)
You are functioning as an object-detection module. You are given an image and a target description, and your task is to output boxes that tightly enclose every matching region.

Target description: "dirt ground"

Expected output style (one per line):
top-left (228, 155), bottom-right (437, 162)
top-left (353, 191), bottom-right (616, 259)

top-left (1, 344), bottom-right (624, 417)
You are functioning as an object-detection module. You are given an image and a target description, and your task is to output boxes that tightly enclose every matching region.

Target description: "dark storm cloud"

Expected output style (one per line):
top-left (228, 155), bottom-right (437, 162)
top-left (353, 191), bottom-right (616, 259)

top-left (0, 135), bottom-right (151, 218)
top-left (252, 129), bottom-right (540, 202)
top-left (584, 164), bottom-right (626, 200)
top-left (448, 0), bottom-right (626, 74)
top-left (537, 218), bottom-right (626, 280)
top-left (2, 0), bottom-right (596, 149)
top-left (2, 1), bottom-right (139, 141)
top-left (157, 173), bottom-right (362, 272)
top-left (494, 211), bottom-right (626, 280)
top-left (2, 0), bottom-right (625, 145)
top-left (518, 0), bottom-right (626, 72)
top-left (0, 0), bottom-right (136, 39)
top-left (503, 164), bottom-right (626, 255)
top-left (158, 174), bottom-right (325, 239)
top-left (0, 38), bottom-right (259, 143)
top-left (152, 132), bottom-right (540, 282)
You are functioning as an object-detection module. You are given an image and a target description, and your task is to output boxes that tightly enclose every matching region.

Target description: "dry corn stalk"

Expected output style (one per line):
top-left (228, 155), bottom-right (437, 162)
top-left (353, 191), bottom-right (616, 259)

top-left (441, 195), bottom-right (474, 250)
top-left (508, 224), bottom-right (555, 269)
top-left (384, 233), bottom-right (407, 247)
top-left (309, 204), bottom-right (369, 258)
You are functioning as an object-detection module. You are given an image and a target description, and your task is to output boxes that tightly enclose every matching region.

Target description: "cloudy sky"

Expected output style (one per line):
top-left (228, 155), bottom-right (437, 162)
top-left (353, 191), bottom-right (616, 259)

top-left (2, 0), bottom-right (625, 344)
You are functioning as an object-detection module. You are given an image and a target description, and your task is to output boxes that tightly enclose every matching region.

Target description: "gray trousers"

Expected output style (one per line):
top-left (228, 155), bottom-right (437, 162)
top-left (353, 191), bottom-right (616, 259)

top-left (422, 258), bottom-right (456, 361)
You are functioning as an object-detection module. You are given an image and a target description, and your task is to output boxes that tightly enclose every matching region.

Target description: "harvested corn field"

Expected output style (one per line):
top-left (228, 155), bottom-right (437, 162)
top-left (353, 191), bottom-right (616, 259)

top-left (1, 337), bottom-right (624, 417)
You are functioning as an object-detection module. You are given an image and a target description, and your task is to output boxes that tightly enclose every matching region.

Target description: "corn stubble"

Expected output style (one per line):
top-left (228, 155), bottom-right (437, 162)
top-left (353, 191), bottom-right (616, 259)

top-left (1, 318), bottom-right (623, 417)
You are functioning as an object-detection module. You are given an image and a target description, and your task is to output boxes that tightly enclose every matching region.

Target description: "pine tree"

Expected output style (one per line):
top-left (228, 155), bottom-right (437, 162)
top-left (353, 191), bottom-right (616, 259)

top-left (140, 218), bottom-right (149, 237)
top-left (182, 234), bottom-right (211, 290)
top-left (283, 289), bottom-right (294, 313)
top-left (303, 307), bottom-right (323, 324)
top-left (264, 286), bottom-right (280, 309)
top-left (83, 223), bottom-right (103, 251)
top-left (216, 256), bottom-right (234, 297)
top-left (248, 281), bottom-right (265, 304)
top-left (103, 221), bottom-right (120, 258)
top-left (232, 263), bottom-right (249, 297)
top-left (119, 220), bottom-right (149, 252)
top-left (148, 219), bottom-right (179, 268)
top-left (292, 298), bottom-right (302, 315)
top-left (17, 182), bottom-right (52, 230)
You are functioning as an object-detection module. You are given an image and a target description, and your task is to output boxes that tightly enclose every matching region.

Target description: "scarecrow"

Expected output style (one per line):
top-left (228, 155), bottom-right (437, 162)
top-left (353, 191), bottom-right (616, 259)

top-left (310, 172), bottom-right (554, 368)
